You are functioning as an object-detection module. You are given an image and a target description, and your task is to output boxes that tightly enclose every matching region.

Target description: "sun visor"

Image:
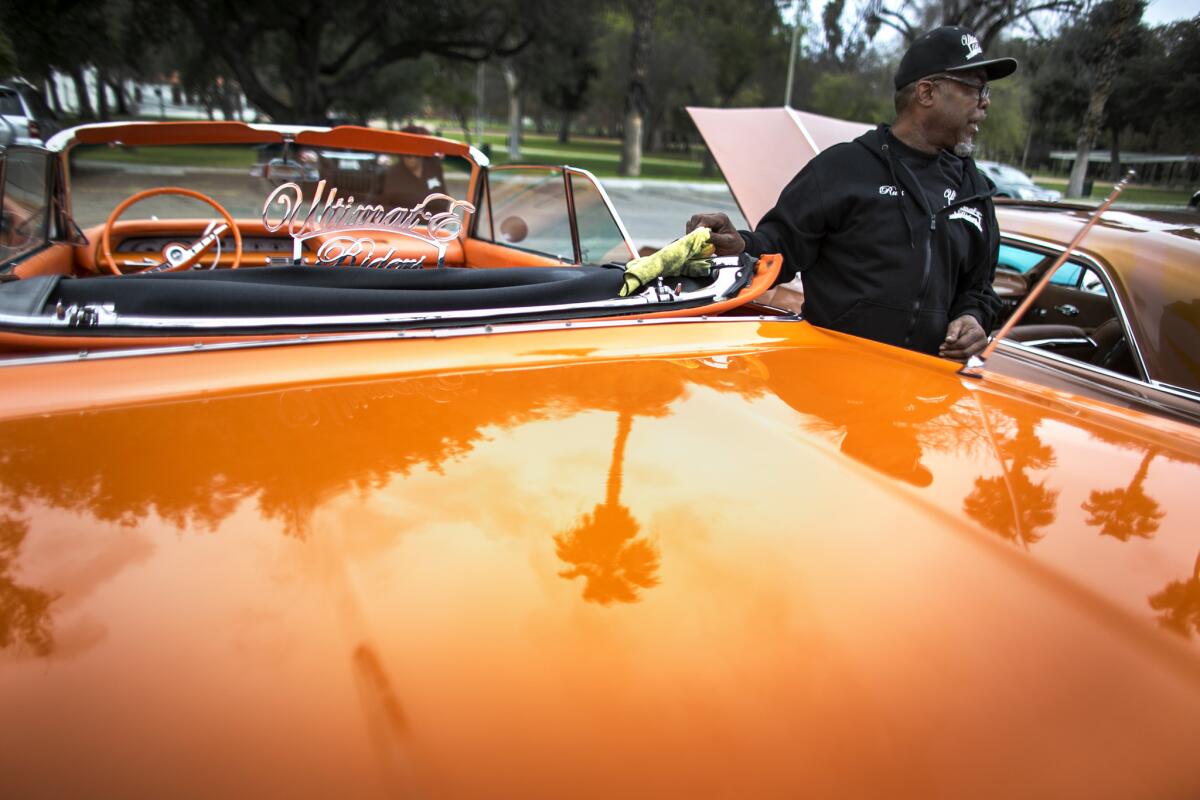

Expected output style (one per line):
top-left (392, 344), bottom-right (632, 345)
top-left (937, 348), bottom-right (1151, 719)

top-left (687, 107), bottom-right (872, 228)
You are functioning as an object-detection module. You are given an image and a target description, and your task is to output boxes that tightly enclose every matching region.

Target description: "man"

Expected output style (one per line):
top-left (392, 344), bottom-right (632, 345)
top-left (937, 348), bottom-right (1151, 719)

top-left (688, 26), bottom-right (1016, 359)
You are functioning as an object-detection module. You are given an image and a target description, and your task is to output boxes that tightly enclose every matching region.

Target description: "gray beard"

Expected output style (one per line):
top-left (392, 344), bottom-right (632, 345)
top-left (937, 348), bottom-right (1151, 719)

top-left (954, 141), bottom-right (976, 158)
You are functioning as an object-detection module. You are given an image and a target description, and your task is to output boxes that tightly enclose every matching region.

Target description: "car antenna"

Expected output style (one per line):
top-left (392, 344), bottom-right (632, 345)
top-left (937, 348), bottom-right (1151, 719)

top-left (960, 169), bottom-right (1136, 379)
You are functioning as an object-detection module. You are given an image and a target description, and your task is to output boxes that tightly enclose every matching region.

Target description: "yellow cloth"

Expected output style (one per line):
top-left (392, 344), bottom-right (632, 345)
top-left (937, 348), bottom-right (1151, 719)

top-left (620, 227), bottom-right (716, 297)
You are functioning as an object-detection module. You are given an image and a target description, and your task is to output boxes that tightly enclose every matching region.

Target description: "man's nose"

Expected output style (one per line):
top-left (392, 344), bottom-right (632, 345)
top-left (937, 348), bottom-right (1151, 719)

top-left (979, 93), bottom-right (991, 110)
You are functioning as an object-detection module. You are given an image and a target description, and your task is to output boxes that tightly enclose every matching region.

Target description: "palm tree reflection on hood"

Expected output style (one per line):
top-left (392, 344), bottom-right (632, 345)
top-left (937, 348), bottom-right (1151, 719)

top-left (555, 411), bottom-right (661, 605)
top-left (963, 416), bottom-right (1059, 547)
top-left (1082, 450), bottom-right (1165, 541)
top-left (1149, 551), bottom-right (1200, 639)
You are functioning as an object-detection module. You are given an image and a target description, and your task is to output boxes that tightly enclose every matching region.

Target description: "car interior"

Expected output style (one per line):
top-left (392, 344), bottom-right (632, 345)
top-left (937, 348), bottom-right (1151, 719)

top-left (993, 239), bottom-right (1139, 379)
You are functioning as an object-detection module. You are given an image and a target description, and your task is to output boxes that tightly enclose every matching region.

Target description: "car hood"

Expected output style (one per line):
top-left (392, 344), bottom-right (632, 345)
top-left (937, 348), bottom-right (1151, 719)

top-left (687, 107), bottom-right (871, 227)
top-left (2, 320), bottom-right (1199, 797)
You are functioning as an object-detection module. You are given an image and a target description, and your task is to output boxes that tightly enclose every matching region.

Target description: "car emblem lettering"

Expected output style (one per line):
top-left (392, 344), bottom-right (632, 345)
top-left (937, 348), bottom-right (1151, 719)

top-left (262, 180), bottom-right (475, 268)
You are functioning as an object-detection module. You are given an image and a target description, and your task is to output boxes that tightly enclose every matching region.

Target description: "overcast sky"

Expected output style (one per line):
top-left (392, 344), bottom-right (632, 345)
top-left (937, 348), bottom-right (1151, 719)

top-left (1143, 0), bottom-right (1200, 26)
top-left (797, 0), bottom-right (1198, 43)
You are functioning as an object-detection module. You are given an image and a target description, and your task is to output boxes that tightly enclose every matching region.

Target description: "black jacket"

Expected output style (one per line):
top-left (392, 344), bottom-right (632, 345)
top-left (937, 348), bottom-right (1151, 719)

top-left (741, 124), bottom-right (1003, 355)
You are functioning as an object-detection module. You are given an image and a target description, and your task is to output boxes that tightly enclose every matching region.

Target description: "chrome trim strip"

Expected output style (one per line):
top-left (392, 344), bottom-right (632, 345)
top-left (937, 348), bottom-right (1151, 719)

top-left (0, 313), bottom-right (791, 368)
top-left (0, 261), bottom-right (744, 332)
top-left (469, 145), bottom-right (490, 168)
top-left (1148, 381), bottom-right (1200, 404)
top-left (998, 232), bottom-right (1149, 380)
top-left (993, 338), bottom-right (1178, 400)
top-left (571, 168), bottom-right (638, 256)
top-left (1018, 337), bottom-right (1092, 348)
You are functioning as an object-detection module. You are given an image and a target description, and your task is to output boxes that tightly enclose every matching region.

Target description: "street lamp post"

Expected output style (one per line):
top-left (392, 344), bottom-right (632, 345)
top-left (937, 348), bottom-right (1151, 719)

top-left (784, 2), bottom-right (802, 108)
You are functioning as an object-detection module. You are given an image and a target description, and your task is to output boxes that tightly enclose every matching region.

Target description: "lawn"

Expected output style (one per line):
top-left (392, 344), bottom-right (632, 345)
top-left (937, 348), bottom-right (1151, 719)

top-left (440, 128), bottom-right (722, 182)
top-left (73, 144), bottom-right (257, 169)
top-left (1033, 174), bottom-right (1192, 206)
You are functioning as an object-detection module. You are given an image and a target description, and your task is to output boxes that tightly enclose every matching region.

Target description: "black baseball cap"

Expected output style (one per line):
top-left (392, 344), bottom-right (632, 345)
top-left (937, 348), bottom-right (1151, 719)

top-left (894, 26), bottom-right (1018, 90)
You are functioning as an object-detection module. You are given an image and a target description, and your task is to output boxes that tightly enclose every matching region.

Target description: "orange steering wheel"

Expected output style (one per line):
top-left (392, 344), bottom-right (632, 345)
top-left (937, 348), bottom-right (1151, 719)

top-left (101, 187), bottom-right (244, 275)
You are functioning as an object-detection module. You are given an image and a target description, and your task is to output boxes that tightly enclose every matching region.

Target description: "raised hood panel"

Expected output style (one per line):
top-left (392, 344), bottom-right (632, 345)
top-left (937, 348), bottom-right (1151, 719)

top-left (688, 107), bottom-right (872, 228)
top-left (2, 321), bottom-right (1199, 797)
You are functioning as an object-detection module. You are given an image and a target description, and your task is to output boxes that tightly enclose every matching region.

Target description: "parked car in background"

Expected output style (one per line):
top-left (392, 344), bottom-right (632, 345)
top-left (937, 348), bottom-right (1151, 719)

top-left (0, 78), bottom-right (61, 146)
top-left (977, 159), bottom-right (1063, 201)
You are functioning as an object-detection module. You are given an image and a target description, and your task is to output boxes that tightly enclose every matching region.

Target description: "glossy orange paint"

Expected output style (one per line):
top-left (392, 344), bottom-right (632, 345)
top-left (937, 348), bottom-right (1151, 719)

top-left (2, 319), bottom-right (1198, 797)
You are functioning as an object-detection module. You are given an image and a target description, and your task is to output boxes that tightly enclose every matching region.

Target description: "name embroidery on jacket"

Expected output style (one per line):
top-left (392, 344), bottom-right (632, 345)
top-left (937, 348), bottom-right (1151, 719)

top-left (948, 206), bottom-right (983, 232)
top-left (879, 185), bottom-right (903, 196)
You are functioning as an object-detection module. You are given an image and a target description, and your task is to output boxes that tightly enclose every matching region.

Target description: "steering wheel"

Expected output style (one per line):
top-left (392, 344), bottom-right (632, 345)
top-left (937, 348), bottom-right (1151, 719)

top-left (100, 187), bottom-right (243, 275)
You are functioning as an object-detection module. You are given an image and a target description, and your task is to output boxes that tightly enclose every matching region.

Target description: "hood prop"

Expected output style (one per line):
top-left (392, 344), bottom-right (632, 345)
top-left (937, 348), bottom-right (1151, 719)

top-left (960, 170), bottom-right (1135, 378)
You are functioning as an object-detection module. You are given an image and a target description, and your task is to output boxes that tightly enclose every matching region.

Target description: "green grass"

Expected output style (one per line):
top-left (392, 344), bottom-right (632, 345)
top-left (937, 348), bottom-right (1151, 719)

top-left (440, 128), bottom-right (723, 181)
top-left (72, 144), bottom-right (257, 169)
top-left (1033, 175), bottom-right (1191, 206)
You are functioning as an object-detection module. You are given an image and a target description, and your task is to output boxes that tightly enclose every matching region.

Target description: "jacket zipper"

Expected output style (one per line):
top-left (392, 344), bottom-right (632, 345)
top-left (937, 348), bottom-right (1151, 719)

top-left (904, 214), bottom-right (935, 347)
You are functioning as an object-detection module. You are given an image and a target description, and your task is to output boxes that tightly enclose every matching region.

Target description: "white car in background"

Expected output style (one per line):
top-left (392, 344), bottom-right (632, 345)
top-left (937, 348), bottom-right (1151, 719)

top-left (977, 159), bottom-right (1063, 201)
top-left (0, 78), bottom-right (61, 147)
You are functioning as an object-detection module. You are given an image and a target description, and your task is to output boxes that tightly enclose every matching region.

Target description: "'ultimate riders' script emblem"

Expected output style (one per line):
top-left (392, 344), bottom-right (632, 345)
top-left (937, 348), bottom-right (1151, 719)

top-left (961, 34), bottom-right (983, 60)
top-left (949, 205), bottom-right (983, 232)
top-left (262, 180), bottom-right (475, 268)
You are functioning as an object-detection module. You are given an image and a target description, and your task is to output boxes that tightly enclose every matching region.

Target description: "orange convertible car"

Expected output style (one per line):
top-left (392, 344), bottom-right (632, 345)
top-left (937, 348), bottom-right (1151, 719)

top-left (1, 122), bottom-right (1199, 797)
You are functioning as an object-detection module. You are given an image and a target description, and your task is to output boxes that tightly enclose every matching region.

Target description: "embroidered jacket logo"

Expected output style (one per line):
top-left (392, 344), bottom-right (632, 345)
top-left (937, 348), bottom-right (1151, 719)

top-left (961, 34), bottom-right (983, 60)
top-left (944, 188), bottom-right (957, 205)
top-left (879, 185), bottom-right (899, 196)
top-left (949, 205), bottom-right (983, 232)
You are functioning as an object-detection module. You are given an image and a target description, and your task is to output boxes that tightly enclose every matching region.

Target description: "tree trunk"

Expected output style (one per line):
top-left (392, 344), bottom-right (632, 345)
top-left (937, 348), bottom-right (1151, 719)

top-left (110, 78), bottom-right (130, 116)
top-left (96, 66), bottom-right (110, 121)
top-left (1109, 125), bottom-right (1122, 181)
top-left (69, 66), bottom-right (94, 119)
top-left (44, 77), bottom-right (62, 115)
top-left (1066, 0), bottom-right (1142, 199)
top-left (558, 110), bottom-right (572, 144)
top-left (619, 0), bottom-right (655, 177)
top-left (501, 60), bottom-right (521, 160)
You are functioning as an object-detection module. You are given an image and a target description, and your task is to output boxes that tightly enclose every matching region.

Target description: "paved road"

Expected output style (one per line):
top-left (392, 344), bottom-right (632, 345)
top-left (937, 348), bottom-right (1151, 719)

top-left (599, 179), bottom-right (747, 250)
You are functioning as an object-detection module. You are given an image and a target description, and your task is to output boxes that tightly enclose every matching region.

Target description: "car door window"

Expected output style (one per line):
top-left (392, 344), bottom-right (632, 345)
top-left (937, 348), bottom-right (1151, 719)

top-left (0, 147), bottom-right (52, 265)
top-left (569, 172), bottom-right (634, 265)
top-left (1080, 268), bottom-right (1108, 296)
top-left (478, 167), bottom-right (575, 261)
top-left (997, 238), bottom-right (1139, 379)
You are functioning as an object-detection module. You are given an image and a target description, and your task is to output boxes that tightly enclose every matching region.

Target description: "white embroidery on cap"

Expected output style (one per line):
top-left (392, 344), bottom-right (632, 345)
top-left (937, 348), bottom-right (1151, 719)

top-left (962, 34), bottom-right (983, 60)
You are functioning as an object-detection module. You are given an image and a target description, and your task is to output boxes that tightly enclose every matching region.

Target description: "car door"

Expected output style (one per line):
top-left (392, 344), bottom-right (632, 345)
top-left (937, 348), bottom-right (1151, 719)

top-left (0, 145), bottom-right (56, 273)
top-left (1021, 260), bottom-right (1115, 329)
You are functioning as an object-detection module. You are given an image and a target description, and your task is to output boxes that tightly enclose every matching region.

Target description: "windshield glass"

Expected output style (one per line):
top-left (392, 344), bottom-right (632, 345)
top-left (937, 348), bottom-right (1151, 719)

top-left (68, 143), bottom-right (473, 229)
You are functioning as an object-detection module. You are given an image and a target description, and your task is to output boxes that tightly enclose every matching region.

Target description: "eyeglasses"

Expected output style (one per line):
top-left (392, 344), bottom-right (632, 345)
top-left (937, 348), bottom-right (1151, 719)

top-left (928, 74), bottom-right (990, 102)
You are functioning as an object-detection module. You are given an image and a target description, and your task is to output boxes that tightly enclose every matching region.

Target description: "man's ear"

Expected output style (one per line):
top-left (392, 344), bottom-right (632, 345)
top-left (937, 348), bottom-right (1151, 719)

top-left (915, 80), bottom-right (937, 108)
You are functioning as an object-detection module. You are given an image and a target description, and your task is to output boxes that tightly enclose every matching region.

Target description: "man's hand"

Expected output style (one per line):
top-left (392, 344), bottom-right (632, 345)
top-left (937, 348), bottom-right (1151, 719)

top-left (686, 213), bottom-right (744, 256)
top-left (939, 314), bottom-right (988, 360)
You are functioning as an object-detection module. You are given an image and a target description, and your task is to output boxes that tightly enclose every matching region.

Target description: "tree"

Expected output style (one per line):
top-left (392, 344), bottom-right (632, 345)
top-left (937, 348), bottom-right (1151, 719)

top-left (160, 0), bottom-right (543, 123)
top-left (1065, 0), bottom-right (1144, 198)
top-left (867, 0), bottom-right (1081, 49)
top-left (618, 0), bottom-right (656, 176)
top-left (0, 29), bottom-right (16, 79)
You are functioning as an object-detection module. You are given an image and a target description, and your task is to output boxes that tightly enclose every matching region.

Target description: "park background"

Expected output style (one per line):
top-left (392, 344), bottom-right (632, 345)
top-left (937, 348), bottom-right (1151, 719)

top-left (1, 0), bottom-right (1197, 212)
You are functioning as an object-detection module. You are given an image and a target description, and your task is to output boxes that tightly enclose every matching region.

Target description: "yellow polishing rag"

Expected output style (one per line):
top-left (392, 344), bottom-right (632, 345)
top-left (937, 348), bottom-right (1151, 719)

top-left (619, 227), bottom-right (716, 297)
